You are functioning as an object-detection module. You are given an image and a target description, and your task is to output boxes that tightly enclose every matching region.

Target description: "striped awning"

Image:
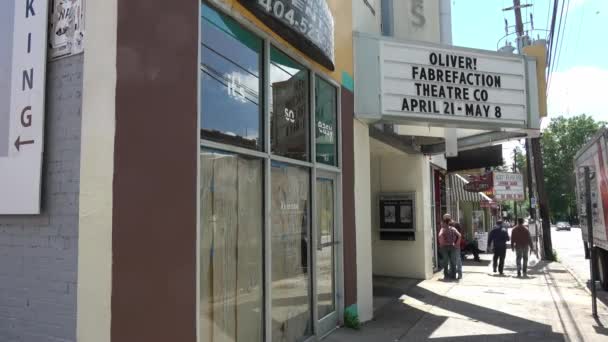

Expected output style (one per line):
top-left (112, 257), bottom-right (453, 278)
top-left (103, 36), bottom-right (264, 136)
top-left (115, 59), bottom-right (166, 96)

top-left (448, 173), bottom-right (492, 203)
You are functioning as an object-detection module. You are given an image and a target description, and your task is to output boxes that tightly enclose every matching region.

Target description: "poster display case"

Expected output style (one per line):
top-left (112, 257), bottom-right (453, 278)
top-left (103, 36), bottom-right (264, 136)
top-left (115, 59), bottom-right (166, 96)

top-left (379, 193), bottom-right (416, 241)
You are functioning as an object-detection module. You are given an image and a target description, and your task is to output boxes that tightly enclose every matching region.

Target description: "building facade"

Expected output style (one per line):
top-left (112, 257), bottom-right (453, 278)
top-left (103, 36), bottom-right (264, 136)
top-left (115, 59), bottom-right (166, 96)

top-left (0, 0), bottom-right (543, 341)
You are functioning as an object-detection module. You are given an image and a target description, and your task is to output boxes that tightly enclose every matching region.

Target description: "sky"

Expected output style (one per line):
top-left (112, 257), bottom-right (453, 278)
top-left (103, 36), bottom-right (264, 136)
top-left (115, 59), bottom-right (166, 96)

top-left (452, 0), bottom-right (608, 126)
top-left (451, 0), bottom-right (608, 160)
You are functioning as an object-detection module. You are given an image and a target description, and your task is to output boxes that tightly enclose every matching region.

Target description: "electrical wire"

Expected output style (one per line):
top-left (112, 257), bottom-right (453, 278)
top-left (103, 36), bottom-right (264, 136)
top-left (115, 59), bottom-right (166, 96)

top-left (547, 0), bottom-right (568, 92)
top-left (551, 0), bottom-right (571, 81)
top-left (549, 0), bottom-right (565, 72)
top-left (546, 0), bottom-right (560, 67)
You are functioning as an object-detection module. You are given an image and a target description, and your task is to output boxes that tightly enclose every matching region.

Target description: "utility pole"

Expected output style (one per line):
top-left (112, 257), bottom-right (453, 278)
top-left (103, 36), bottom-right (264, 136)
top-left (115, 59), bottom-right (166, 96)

top-left (532, 138), bottom-right (553, 259)
top-left (583, 166), bottom-right (598, 317)
top-left (504, 0), bottom-right (553, 259)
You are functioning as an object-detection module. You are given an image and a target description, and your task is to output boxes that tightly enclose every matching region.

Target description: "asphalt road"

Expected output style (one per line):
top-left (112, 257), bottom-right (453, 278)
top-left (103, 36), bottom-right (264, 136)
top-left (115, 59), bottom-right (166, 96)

top-left (550, 225), bottom-right (608, 305)
top-left (551, 226), bottom-right (590, 280)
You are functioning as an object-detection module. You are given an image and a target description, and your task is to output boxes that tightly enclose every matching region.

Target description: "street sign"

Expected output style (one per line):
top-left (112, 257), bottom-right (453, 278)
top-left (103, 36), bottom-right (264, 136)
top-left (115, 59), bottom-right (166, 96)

top-left (0, 0), bottom-right (48, 214)
top-left (464, 181), bottom-right (492, 192)
top-left (493, 172), bottom-right (525, 202)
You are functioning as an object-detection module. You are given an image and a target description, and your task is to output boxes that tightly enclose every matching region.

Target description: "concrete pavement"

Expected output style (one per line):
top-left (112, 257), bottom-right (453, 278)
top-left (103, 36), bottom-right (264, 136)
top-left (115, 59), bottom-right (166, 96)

top-left (551, 226), bottom-right (608, 308)
top-left (325, 250), bottom-right (608, 341)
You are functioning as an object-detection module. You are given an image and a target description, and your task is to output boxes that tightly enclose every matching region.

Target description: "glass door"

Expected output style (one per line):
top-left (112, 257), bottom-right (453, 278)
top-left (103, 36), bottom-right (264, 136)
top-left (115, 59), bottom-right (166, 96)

top-left (315, 173), bottom-right (339, 336)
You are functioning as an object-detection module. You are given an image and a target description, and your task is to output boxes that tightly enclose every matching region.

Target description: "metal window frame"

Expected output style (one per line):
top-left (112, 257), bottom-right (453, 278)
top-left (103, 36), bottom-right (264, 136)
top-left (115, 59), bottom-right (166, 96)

top-left (199, 2), bottom-right (345, 341)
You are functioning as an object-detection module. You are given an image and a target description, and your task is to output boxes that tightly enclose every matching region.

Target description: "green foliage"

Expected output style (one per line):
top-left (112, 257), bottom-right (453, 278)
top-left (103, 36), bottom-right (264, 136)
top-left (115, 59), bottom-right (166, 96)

top-left (344, 305), bottom-right (361, 330)
top-left (541, 115), bottom-right (605, 221)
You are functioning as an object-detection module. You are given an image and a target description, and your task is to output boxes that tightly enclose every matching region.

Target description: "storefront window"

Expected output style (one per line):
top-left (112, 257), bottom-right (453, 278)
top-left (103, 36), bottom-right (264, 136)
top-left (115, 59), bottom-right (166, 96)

top-left (316, 177), bottom-right (335, 319)
top-left (270, 47), bottom-right (309, 161)
top-left (200, 3), bottom-right (343, 340)
top-left (271, 162), bottom-right (312, 341)
top-left (201, 4), bottom-right (263, 150)
top-left (200, 149), bottom-right (264, 342)
top-left (315, 76), bottom-right (337, 165)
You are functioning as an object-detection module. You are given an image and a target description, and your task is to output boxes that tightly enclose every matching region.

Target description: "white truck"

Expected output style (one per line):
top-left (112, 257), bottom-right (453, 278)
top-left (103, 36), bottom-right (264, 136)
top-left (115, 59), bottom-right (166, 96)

top-left (574, 127), bottom-right (608, 290)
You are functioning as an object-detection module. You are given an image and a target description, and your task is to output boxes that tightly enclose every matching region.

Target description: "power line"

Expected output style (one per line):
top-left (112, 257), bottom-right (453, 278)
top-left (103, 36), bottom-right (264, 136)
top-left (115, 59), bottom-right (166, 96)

top-left (546, 0), bottom-right (560, 68)
top-left (552, 0), bottom-right (571, 78)
top-left (547, 0), bottom-right (568, 92)
top-left (549, 0), bottom-right (566, 73)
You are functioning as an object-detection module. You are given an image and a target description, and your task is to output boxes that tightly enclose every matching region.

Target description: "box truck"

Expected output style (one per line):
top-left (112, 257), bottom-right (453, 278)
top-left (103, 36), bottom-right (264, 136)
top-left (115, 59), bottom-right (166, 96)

top-left (574, 127), bottom-right (608, 290)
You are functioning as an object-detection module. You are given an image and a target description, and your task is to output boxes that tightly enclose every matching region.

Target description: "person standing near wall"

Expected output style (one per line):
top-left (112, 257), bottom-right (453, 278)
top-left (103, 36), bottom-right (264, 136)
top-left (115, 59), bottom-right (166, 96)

top-left (487, 219), bottom-right (510, 275)
top-left (438, 214), bottom-right (461, 280)
top-left (511, 217), bottom-right (535, 277)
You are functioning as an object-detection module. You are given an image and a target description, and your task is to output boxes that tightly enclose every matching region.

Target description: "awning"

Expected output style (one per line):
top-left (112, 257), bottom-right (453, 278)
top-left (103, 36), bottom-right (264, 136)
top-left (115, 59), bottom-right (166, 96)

top-left (449, 173), bottom-right (492, 202)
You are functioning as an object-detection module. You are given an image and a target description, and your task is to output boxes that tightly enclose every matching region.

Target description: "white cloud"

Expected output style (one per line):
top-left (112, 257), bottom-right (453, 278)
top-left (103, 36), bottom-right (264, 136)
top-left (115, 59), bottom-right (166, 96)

top-left (568, 0), bottom-right (587, 11)
top-left (547, 66), bottom-right (608, 124)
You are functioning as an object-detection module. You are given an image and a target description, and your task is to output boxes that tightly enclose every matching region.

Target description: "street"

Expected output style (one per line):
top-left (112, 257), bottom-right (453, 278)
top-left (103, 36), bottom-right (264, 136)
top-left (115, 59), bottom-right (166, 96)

top-left (551, 226), bottom-right (608, 306)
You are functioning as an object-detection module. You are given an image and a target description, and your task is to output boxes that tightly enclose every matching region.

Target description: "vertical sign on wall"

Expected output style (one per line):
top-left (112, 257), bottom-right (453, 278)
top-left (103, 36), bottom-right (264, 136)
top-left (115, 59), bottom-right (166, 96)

top-left (0, 0), bottom-right (48, 214)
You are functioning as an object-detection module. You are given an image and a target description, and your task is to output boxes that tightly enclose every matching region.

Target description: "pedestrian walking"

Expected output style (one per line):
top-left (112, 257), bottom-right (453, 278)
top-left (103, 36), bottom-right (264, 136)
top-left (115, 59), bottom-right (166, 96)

top-left (487, 219), bottom-right (510, 275)
top-left (511, 217), bottom-right (535, 277)
top-left (438, 214), bottom-right (461, 280)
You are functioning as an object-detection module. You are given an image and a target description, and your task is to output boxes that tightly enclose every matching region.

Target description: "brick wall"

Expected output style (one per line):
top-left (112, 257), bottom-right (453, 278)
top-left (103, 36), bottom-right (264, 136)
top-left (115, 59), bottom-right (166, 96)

top-left (0, 54), bottom-right (83, 342)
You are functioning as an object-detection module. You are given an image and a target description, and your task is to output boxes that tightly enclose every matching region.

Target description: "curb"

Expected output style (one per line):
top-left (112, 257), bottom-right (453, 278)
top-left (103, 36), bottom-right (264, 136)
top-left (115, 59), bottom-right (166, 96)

top-left (559, 261), bottom-right (593, 296)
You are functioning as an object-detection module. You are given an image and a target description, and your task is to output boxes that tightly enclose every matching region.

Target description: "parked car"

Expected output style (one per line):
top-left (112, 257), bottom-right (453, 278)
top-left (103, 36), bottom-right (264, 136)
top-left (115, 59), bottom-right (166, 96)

top-left (556, 221), bottom-right (571, 231)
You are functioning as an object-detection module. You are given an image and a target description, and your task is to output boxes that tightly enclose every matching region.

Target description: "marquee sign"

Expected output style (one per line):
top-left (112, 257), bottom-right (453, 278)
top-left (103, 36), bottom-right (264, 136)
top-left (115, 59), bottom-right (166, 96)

top-left (354, 34), bottom-right (539, 130)
top-left (238, 0), bottom-right (335, 70)
top-left (381, 40), bottom-right (528, 127)
top-left (0, 0), bottom-right (48, 214)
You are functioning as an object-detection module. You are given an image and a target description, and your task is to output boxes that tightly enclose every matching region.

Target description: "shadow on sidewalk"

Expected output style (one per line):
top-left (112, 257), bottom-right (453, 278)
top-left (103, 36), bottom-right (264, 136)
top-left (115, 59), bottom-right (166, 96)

top-left (399, 282), bottom-right (566, 341)
top-left (326, 265), bottom-right (568, 341)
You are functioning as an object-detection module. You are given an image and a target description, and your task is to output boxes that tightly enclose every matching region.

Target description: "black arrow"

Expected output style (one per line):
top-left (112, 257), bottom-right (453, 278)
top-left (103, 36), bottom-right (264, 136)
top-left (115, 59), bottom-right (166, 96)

top-left (14, 136), bottom-right (35, 151)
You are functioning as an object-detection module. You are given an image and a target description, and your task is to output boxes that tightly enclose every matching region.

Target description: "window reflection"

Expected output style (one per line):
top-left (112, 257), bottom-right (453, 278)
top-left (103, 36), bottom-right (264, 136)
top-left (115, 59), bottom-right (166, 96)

top-left (200, 149), bottom-right (264, 342)
top-left (201, 3), bottom-right (262, 150)
top-left (316, 178), bottom-right (335, 319)
top-left (270, 47), bottom-right (309, 161)
top-left (315, 77), bottom-right (338, 165)
top-left (271, 162), bottom-right (312, 341)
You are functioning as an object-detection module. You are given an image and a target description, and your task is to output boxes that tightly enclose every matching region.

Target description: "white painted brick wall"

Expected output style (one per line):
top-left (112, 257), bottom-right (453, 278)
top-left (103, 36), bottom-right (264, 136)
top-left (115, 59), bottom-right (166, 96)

top-left (0, 54), bottom-right (83, 342)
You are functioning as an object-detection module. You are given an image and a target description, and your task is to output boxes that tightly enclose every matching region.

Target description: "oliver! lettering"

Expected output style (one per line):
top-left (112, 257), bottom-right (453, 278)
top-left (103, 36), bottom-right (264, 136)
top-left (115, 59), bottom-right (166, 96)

top-left (400, 51), bottom-right (505, 119)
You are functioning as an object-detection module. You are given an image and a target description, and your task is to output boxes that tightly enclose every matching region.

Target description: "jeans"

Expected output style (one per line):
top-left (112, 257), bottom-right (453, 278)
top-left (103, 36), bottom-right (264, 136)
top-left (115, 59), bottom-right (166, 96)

top-left (516, 246), bottom-right (529, 274)
top-left (440, 245), bottom-right (458, 278)
top-left (455, 247), bottom-right (463, 278)
top-left (493, 247), bottom-right (506, 274)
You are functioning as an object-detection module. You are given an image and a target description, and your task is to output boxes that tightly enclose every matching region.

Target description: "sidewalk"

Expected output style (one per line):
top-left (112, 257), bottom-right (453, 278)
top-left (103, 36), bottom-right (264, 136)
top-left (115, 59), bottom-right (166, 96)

top-left (326, 251), bottom-right (608, 341)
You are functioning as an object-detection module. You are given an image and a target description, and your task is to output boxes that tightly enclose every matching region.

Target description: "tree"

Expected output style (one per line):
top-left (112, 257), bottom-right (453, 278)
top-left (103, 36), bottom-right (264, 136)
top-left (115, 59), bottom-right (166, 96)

top-left (541, 115), bottom-right (604, 222)
top-left (513, 145), bottom-right (529, 217)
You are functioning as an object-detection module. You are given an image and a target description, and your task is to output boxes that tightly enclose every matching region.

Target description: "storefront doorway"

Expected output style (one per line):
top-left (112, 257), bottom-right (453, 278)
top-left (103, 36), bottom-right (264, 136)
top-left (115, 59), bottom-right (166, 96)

top-left (199, 3), bottom-right (343, 341)
top-left (315, 173), bottom-right (339, 336)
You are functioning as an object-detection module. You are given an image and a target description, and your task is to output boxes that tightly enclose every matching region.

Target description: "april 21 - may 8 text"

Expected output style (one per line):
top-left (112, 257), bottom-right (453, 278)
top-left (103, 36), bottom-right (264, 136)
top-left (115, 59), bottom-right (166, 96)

top-left (400, 52), bottom-right (505, 119)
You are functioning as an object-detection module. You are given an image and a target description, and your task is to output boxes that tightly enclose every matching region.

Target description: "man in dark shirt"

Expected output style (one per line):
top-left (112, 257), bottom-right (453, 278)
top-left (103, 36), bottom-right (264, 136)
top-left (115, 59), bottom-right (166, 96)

top-left (511, 218), bottom-right (535, 277)
top-left (487, 220), bottom-right (510, 275)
